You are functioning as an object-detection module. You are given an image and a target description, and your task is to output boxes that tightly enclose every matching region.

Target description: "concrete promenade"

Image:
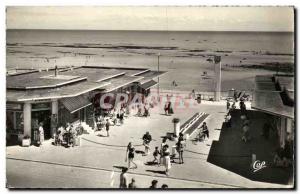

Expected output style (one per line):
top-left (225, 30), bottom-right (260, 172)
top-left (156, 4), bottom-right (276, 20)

top-left (6, 99), bottom-right (290, 189)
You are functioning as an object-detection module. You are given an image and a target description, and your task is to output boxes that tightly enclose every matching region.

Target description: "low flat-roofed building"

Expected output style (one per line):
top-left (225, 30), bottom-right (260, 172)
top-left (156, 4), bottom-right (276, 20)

top-left (252, 74), bottom-right (294, 148)
top-left (6, 66), bottom-right (166, 144)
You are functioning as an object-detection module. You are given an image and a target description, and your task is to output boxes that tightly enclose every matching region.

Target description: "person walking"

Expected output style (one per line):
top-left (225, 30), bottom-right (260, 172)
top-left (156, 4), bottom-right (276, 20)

top-left (128, 178), bottom-right (137, 188)
top-left (176, 140), bottom-right (185, 164)
top-left (119, 168), bottom-right (128, 188)
top-left (126, 142), bottom-right (137, 169)
top-left (162, 144), bottom-right (171, 176)
top-left (152, 147), bottom-right (160, 165)
top-left (142, 131), bottom-right (152, 155)
top-left (149, 180), bottom-right (158, 189)
top-left (106, 119), bottom-right (110, 137)
top-left (38, 122), bottom-right (44, 146)
top-left (164, 102), bottom-right (169, 115)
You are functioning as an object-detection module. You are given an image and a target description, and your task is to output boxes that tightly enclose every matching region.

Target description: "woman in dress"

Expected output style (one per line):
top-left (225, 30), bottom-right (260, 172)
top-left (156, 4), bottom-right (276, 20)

top-left (126, 142), bottom-right (137, 169)
top-left (38, 122), bottom-right (44, 146)
top-left (163, 144), bottom-right (171, 176)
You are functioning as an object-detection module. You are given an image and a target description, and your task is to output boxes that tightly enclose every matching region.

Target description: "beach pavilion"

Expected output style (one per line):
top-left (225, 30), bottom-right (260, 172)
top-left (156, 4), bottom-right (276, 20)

top-left (252, 74), bottom-right (294, 148)
top-left (6, 65), bottom-right (166, 144)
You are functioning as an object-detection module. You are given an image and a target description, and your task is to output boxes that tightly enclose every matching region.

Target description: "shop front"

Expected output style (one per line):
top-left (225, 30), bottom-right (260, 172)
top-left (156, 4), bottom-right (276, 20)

top-left (6, 103), bottom-right (24, 145)
top-left (58, 95), bottom-right (93, 129)
top-left (31, 102), bottom-right (52, 141)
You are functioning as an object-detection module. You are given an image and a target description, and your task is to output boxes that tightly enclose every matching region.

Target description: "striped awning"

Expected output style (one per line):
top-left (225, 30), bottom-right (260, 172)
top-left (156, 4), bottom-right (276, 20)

top-left (61, 95), bottom-right (92, 113)
top-left (140, 80), bottom-right (158, 90)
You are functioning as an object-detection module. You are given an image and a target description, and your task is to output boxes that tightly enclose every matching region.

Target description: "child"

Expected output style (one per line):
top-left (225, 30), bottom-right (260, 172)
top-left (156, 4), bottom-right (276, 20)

top-left (153, 146), bottom-right (160, 165)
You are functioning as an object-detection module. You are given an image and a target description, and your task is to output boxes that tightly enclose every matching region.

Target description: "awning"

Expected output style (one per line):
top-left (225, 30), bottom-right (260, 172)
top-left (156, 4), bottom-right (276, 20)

top-left (140, 80), bottom-right (158, 90)
top-left (61, 95), bottom-right (92, 113)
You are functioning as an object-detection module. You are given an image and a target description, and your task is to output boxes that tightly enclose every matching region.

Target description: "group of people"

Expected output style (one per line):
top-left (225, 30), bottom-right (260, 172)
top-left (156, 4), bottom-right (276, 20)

top-left (119, 167), bottom-right (168, 189)
top-left (53, 123), bottom-right (80, 147)
top-left (125, 132), bottom-right (187, 177)
top-left (137, 103), bottom-right (151, 117)
top-left (32, 122), bottom-right (45, 146)
top-left (226, 96), bottom-right (250, 143)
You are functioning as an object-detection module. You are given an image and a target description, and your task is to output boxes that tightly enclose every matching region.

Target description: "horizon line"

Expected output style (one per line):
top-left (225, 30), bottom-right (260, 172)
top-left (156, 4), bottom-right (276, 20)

top-left (6, 28), bottom-right (294, 33)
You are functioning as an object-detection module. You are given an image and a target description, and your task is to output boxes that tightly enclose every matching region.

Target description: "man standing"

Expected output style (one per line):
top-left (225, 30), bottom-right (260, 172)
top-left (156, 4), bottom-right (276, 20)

top-left (106, 119), bottom-right (110, 137)
top-left (119, 168), bottom-right (128, 189)
top-left (142, 131), bottom-right (152, 155)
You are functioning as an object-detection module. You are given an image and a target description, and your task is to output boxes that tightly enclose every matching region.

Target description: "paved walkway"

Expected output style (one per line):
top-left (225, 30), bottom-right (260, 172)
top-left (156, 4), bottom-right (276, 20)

top-left (6, 99), bottom-right (290, 188)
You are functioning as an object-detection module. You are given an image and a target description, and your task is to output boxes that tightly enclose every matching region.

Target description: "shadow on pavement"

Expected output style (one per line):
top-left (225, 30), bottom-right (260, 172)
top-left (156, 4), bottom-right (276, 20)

top-left (207, 109), bottom-right (293, 185)
top-left (146, 169), bottom-right (166, 175)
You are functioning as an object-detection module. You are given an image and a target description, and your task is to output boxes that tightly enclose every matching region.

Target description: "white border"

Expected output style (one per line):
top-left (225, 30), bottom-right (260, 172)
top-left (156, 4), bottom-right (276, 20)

top-left (1, 1), bottom-right (299, 194)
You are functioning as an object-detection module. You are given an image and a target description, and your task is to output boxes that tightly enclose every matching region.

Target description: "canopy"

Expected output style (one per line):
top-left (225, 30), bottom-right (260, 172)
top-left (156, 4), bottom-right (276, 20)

top-left (61, 95), bottom-right (92, 113)
top-left (140, 80), bottom-right (158, 90)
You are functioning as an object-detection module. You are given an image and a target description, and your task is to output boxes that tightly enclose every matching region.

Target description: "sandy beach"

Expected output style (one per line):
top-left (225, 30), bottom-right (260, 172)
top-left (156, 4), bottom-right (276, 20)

top-left (6, 30), bottom-right (294, 93)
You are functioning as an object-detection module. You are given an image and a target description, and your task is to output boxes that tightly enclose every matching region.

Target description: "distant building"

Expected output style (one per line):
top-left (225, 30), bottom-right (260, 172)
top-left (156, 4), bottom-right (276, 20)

top-left (252, 74), bottom-right (294, 148)
top-left (6, 66), bottom-right (166, 144)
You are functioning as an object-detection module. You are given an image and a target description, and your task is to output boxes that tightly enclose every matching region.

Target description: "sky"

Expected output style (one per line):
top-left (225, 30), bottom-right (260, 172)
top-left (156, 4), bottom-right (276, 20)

top-left (6, 6), bottom-right (294, 32)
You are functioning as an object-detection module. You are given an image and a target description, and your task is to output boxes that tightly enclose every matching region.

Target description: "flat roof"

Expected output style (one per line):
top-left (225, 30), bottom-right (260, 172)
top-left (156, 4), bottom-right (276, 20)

top-left (252, 75), bottom-right (294, 119)
top-left (100, 75), bottom-right (144, 93)
top-left (252, 91), bottom-right (294, 119)
top-left (255, 82), bottom-right (276, 91)
top-left (276, 76), bottom-right (294, 91)
top-left (138, 71), bottom-right (168, 84)
top-left (6, 65), bottom-right (167, 101)
top-left (7, 81), bottom-right (110, 102)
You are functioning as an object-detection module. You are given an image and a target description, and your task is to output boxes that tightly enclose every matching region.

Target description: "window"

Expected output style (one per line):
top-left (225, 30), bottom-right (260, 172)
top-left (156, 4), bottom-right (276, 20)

top-left (6, 111), bottom-right (23, 134)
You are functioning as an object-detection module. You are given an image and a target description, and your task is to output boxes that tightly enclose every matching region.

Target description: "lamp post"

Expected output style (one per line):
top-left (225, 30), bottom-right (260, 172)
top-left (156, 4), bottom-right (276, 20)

top-left (157, 53), bottom-right (161, 102)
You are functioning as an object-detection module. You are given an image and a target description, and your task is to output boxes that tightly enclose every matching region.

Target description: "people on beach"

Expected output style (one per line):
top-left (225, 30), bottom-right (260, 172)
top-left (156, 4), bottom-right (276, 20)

top-left (119, 167), bottom-right (128, 188)
top-left (149, 180), bottom-right (158, 189)
top-left (142, 131), bottom-right (152, 155)
top-left (128, 178), bottom-right (137, 188)
top-left (126, 142), bottom-right (137, 169)
top-left (38, 122), bottom-right (44, 146)
top-left (172, 80), bottom-right (178, 87)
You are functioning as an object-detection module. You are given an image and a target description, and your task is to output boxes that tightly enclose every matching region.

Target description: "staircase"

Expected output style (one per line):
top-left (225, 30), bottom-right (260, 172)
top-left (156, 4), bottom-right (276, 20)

top-left (80, 122), bottom-right (94, 134)
top-left (180, 112), bottom-right (210, 138)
